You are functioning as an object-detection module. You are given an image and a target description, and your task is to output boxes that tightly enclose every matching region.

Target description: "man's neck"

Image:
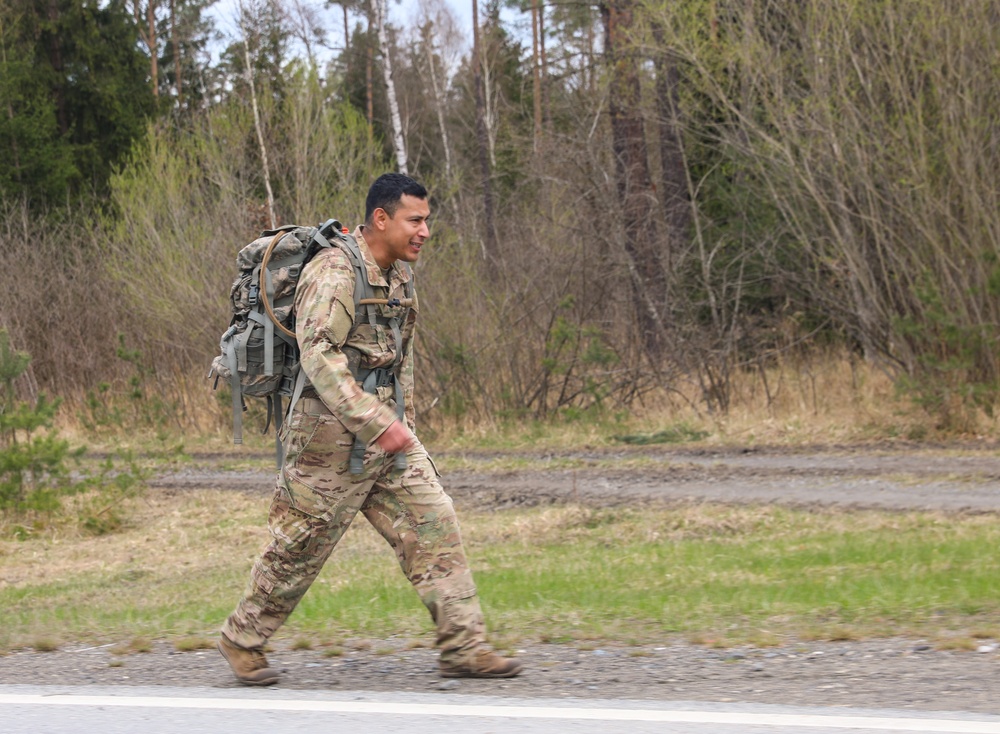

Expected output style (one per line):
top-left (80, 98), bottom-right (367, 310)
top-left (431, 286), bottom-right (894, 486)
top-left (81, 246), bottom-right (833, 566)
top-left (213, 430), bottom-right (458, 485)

top-left (360, 225), bottom-right (394, 269)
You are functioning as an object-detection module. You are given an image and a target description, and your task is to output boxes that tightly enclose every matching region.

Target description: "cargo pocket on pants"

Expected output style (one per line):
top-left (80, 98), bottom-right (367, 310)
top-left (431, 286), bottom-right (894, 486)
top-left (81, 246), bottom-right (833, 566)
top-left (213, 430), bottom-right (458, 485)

top-left (269, 479), bottom-right (331, 557)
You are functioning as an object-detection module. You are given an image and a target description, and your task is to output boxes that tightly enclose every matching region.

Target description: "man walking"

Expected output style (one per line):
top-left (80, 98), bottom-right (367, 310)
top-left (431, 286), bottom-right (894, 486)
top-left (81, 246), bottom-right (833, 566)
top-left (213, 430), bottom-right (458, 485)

top-left (218, 173), bottom-right (522, 685)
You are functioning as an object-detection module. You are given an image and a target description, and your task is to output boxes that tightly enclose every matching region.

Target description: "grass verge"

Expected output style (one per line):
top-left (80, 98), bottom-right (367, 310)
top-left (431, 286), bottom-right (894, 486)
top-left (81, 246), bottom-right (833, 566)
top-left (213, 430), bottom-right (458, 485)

top-left (2, 490), bottom-right (999, 651)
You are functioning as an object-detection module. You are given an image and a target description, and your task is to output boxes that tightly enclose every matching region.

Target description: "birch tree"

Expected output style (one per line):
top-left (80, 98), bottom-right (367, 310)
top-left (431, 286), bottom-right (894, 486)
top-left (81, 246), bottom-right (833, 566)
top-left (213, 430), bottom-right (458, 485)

top-left (238, 0), bottom-right (276, 228)
top-left (371, 0), bottom-right (406, 173)
top-left (471, 0), bottom-right (497, 272)
top-left (284, 0), bottom-right (326, 69)
top-left (411, 0), bottom-right (463, 186)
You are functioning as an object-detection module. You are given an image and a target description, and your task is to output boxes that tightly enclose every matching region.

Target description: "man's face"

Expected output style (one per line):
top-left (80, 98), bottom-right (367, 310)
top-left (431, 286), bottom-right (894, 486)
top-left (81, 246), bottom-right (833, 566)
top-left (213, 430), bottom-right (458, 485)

top-left (370, 194), bottom-right (430, 268)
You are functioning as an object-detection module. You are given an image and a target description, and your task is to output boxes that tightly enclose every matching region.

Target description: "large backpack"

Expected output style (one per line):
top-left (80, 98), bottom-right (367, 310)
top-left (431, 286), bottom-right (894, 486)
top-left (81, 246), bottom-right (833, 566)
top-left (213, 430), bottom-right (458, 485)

top-left (209, 219), bottom-right (413, 469)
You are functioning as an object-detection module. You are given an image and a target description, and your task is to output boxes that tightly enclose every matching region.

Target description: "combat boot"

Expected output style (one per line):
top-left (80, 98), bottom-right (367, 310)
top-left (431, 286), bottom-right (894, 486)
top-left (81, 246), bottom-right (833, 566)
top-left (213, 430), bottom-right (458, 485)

top-left (217, 634), bottom-right (280, 686)
top-left (439, 647), bottom-right (523, 678)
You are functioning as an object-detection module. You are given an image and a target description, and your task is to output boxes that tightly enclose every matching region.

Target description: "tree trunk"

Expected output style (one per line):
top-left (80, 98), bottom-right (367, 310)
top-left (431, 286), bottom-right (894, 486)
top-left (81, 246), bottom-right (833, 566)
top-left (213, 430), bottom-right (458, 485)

top-left (531, 0), bottom-right (541, 148)
top-left (602, 0), bottom-right (667, 358)
top-left (148, 1), bottom-right (158, 97)
top-left (424, 31), bottom-right (452, 183)
top-left (539, 0), bottom-right (549, 130)
top-left (372, 0), bottom-right (407, 173)
top-left (652, 21), bottom-right (689, 274)
top-left (290, 0), bottom-right (317, 68)
top-left (170, 0), bottom-right (182, 104)
top-left (240, 12), bottom-right (276, 229)
top-left (472, 0), bottom-right (498, 276)
top-left (343, 4), bottom-right (350, 77)
top-left (366, 35), bottom-right (373, 141)
top-left (131, 1), bottom-right (159, 98)
top-left (587, 15), bottom-right (595, 95)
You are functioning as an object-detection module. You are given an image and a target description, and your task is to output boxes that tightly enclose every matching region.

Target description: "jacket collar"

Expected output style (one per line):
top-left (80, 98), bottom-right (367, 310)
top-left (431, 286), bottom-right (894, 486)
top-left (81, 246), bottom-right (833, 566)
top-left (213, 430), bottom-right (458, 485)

top-left (353, 225), bottom-right (413, 289)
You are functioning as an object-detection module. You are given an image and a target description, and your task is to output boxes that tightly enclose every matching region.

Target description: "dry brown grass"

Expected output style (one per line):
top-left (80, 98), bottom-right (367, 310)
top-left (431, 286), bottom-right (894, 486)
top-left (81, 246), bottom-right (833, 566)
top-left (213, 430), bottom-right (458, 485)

top-left (108, 638), bottom-right (151, 655)
top-left (429, 348), bottom-right (998, 451)
top-left (934, 635), bottom-right (979, 652)
top-left (0, 489), bottom-right (269, 590)
top-left (173, 637), bottom-right (216, 652)
top-left (27, 331), bottom-right (1000, 457)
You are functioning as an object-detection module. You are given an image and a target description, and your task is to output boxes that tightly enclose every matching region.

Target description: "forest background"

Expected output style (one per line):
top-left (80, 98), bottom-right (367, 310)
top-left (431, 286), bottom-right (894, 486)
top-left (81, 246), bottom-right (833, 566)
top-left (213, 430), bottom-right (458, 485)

top-left (1, 0), bottom-right (998, 448)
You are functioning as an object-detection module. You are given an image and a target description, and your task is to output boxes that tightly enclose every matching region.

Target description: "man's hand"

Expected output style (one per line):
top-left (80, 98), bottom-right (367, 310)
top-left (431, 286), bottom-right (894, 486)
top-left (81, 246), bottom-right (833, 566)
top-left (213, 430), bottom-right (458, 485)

top-left (375, 420), bottom-right (417, 454)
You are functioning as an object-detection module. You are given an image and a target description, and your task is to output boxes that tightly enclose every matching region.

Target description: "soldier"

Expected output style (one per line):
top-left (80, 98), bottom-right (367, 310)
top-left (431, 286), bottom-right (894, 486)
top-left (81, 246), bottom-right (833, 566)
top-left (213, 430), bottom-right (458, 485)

top-left (218, 173), bottom-right (523, 685)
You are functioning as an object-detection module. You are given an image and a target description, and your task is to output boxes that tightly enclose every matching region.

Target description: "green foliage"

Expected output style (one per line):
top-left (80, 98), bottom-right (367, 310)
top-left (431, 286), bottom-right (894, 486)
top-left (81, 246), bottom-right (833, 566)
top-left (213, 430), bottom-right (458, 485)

top-left (532, 299), bottom-right (620, 417)
top-left (80, 382), bottom-right (123, 433)
top-left (77, 335), bottom-right (178, 437)
top-left (0, 328), bottom-right (77, 518)
top-left (430, 341), bottom-right (475, 420)
top-left (216, 0), bottom-right (291, 111)
top-left (0, 13), bottom-right (78, 203)
top-left (0, 329), bottom-right (146, 535)
top-left (157, 0), bottom-right (217, 110)
top-left (893, 275), bottom-right (1000, 428)
top-left (0, 0), bottom-right (154, 205)
top-left (76, 450), bottom-right (146, 535)
top-left (612, 423), bottom-right (710, 445)
top-left (340, 22), bottom-right (388, 150)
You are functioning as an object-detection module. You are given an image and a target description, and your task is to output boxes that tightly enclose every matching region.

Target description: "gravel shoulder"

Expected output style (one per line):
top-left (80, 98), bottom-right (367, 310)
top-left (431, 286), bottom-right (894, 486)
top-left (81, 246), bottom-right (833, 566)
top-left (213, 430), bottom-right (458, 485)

top-left (3, 636), bottom-right (1000, 714)
top-left (8, 443), bottom-right (1000, 712)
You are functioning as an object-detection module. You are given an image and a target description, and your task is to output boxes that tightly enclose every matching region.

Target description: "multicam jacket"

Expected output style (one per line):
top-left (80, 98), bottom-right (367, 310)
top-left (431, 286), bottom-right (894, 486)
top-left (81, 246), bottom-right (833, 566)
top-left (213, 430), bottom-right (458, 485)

top-left (293, 225), bottom-right (417, 445)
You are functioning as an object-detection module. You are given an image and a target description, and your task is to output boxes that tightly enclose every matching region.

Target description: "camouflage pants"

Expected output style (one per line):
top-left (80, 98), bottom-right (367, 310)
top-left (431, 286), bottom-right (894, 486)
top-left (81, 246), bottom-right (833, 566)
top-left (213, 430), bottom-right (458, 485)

top-left (222, 397), bottom-right (485, 664)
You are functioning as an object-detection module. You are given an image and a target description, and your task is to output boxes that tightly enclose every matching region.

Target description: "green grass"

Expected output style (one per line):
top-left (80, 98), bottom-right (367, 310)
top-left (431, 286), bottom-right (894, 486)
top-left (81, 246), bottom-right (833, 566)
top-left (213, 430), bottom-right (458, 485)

top-left (2, 493), bottom-right (1000, 650)
top-left (481, 511), bottom-right (1000, 641)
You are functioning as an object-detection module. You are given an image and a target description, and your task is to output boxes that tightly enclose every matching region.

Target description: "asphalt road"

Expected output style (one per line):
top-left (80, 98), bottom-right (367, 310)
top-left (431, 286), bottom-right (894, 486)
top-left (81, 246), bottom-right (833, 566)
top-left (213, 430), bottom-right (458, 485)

top-left (3, 686), bottom-right (1000, 734)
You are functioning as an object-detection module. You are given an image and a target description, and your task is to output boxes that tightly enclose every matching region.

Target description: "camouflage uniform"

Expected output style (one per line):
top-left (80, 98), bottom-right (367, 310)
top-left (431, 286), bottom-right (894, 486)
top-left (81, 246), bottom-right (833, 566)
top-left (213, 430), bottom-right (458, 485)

top-left (222, 226), bottom-right (485, 665)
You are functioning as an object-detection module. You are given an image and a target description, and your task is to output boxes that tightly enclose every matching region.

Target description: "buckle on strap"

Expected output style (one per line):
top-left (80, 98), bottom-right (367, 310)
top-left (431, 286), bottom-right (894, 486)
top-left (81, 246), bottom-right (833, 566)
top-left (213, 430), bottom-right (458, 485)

top-left (358, 367), bottom-right (395, 392)
top-left (349, 366), bottom-right (406, 476)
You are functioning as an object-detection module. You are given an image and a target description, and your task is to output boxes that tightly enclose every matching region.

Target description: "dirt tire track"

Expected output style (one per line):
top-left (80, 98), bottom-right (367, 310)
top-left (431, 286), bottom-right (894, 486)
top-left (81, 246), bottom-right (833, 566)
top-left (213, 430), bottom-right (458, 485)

top-left (150, 444), bottom-right (1000, 512)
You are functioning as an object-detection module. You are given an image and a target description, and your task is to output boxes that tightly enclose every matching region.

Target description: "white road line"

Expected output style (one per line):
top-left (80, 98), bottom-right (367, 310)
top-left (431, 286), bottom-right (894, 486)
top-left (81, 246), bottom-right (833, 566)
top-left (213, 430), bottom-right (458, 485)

top-left (0, 694), bottom-right (997, 732)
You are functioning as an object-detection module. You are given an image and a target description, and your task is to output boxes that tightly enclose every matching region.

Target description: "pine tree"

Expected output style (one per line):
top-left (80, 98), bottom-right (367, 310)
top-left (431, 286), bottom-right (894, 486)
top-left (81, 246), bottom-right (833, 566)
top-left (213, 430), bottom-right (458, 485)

top-left (0, 329), bottom-right (76, 521)
top-left (0, 0), bottom-right (155, 204)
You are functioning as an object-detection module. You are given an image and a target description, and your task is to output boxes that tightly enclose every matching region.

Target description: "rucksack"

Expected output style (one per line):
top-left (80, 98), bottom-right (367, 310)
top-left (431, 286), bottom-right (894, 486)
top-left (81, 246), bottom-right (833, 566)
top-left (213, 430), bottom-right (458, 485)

top-left (209, 218), bottom-right (413, 469)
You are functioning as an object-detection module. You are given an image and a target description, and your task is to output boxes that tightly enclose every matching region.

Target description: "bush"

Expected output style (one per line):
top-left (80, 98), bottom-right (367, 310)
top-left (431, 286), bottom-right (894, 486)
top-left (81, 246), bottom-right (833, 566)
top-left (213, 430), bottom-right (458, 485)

top-left (0, 329), bottom-right (146, 536)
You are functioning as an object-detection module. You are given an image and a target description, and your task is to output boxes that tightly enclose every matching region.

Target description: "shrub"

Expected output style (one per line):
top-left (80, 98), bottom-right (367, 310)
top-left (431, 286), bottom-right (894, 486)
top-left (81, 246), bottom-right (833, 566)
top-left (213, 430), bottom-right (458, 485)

top-left (0, 329), bottom-right (146, 536)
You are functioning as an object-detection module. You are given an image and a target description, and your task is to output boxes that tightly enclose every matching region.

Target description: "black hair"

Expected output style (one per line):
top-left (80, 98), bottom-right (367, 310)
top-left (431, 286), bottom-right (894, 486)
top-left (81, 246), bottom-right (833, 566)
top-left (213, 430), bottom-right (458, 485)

top-left (365, 173), bottom-right (428, 224)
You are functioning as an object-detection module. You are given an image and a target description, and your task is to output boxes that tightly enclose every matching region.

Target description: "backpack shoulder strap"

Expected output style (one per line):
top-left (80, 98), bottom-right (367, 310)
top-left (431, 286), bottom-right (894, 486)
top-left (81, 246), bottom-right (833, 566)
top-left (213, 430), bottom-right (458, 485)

top-left (391, 262), bottom-right (414, 369)
top-left (280, 221), bottom-right (370, 455)
top-left (310, 221), bottom-right (373, 317)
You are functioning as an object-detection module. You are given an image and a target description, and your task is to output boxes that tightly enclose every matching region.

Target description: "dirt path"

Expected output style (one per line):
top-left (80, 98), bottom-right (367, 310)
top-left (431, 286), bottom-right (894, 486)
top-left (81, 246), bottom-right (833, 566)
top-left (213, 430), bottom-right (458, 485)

top-left (8, 444), bottom-right (1000, 713)
top-left (150, 443), bottom-right (1000, 512)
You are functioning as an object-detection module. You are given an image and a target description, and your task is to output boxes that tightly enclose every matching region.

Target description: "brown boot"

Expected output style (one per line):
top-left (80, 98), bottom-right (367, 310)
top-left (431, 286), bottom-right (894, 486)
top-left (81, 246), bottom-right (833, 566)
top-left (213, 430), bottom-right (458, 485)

top-left (218, 635), bottom-right (280, 686)
top-left (440, 647), bottom-right (523, 679)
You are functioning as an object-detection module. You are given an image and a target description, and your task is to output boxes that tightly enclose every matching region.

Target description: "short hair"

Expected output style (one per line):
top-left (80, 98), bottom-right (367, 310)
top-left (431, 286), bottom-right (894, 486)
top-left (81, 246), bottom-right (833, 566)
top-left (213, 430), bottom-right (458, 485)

top-left (365, 173), bottom-right (428, 224)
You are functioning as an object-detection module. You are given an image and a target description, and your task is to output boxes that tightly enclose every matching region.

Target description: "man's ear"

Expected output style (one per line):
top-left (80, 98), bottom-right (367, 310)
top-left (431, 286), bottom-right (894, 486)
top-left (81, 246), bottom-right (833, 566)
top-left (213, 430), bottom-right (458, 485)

top-left (371, 207), bottom-right (389, 230)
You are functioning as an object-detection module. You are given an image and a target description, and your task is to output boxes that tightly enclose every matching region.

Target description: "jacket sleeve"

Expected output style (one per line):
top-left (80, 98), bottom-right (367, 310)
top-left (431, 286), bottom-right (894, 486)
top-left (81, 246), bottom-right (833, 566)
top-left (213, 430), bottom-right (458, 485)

top-left (294, 249), bottom-right (398, 444)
